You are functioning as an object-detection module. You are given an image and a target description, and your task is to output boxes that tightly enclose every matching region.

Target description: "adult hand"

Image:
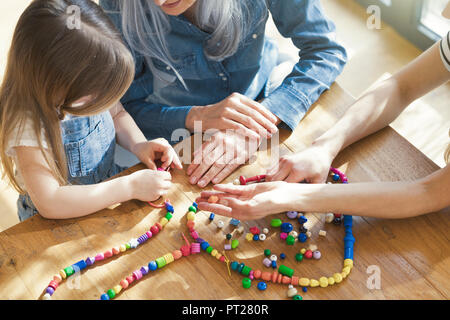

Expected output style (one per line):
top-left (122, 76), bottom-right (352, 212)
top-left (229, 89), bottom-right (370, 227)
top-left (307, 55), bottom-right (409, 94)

top-left (185, 92), bottom-right (279, 140)
top-left (186, 130), bottom-right (261, 188)
top-left (132, 138), bottom-right (183, 171)
top-left (195, 181), bottom-right (296, 220)
top-left (266, 145), bottom-right (334, 183)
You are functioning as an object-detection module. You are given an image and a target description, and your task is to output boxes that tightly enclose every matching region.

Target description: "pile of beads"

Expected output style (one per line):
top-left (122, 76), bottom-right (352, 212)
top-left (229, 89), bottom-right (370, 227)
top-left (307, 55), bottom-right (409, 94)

top-left (42, 199), bottom-right (175, 300)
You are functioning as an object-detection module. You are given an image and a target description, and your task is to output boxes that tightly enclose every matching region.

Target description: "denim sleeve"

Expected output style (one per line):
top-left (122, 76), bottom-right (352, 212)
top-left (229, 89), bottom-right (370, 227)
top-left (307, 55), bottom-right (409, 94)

top-left (100, 0), bottom-right (193, 143)
top-left (261, 0), bottom-right (347, 130)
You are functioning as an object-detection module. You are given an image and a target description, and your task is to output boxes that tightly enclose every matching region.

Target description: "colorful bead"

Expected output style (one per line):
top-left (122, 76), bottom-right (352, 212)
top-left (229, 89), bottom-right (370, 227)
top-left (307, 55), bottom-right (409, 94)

top-left (308, 244), bottom-right (318, 252)
top-left (295, 253), bottom-right (303, 262)
top-left (271, 260), bottom-right (277, 268)
top-left (313, 250), bottom-right (321, 260)
top-left (286, 235), bottom-right (295, 245)
top-left (297, 233), bottom-right (307, 243)
top-left (333, 173), bottom-right (340, 181)
top-left (325, 213), bottom-right (335, 223)
top-left (132, 270), bottom-right (143, 281)
top-left (262, 258), bottom-right (272, 268)
top-left (159, 217), bottom-right (169, 227)
top-left (104, 249), bottom-right (113, 258)
top-left (112, 247), bottom-right (120, 255)
top-left (242, 278), bottom-right (252, 289)
top-left (163, 253), bottom-right (174, 264)
top-left (59, 269), bottom-right (66, 279)
top-left (231, 239), bottom-right (239, 249)
top-left (254, 270), bottom-right (262, 279)
top-left (107, 289), bottom-right (116, 299)
top-left (172, 250), bottom-right (182, 260)
top-left (224, 244), bottom-right (232, 250)
top-left (205, 246), bottom-right (213, 254)
top-left (200, 242), bottom-right (210, 250)
top-left (95, 253), bottom-right (104, 261)
top-left (188, 205), bottom-right (197, 213)
top-left (298, 216), bottom-right (308, 224)
top-left (53, 274), bottom-right (62, 283)
top-left (46, 287), bottom-right (55, 295)
top-left (100, 293), bottom-right (110, 300)
top-left (113, 285), bottom-right (122, 294)
top-left (280, 222), bottom-right (293, 233)
top-left (270, 254), bottom-right (277, 261)
top-left (264, 249), bottom-right (271, 256)
top-left (279, 232), bottom-right (288, 240)
top-left (42, 293), bottom-right (52, 300)
top-left (328, 277), bottom-right (335, 285)
top-left (304, 250), bottom-right (313, 259)
top-left (226, 233), bottom-right (232, 240)
top-left (310, 279), bottom-right (319, 287)
top-left (245, 233), bottom-right (253, 241)
top-left (85, 257), bottom-right (95, 266)
top-left (120, 280), bottom-right (129, 289)
top-left (148, 261), bottom-right (157, 271)
top-left (319, 276), bottom-right (328, 288)
top-left (257, 282), bottom-right (267, 291)
top-left (229, 218), bottom-right (240, 226)
top-left (155, 257), bottom-right (166, 268)
top-left (259, 233), bottom-right (266, 241)
top-left (191, 243), bottom-right (200, 254)
top-left (300, 248), bottom-right (306, 254)
top-left (289, 230), bottom-right (298, 238)
top-left (253, 234), bottom-right (259, 241)
top-left (64, 266), bottom-right (74, 277)
top-left (250, 226), bottom-right (260, 235)
top-left (302, 287), bottom-right (307, 293)
top-left (270, 219), bottom-right (282, 227)
top-left (216, 220), bottom-right (224, 228)
top-left (187, 211), bottom-right (196, 221)
top-left (280, 253), bottom-right (286, 259)
top-left (187, 220), bottom-right (195, 230)
top-left (292, 294), bottom-right (303, 300)
top-left (319, 230), bottom-right (327, 237)
top-left (299, 278), bottom-right (310, 287)
top-left (165, 212), bottom-right (173, 220)
top-left (209, 213), bottom-right (215, 220)
top-left (278, 265), bottom-right (294, 277)
top-left (241, 266), bottom-right (252, 276)
top-left (286, 211), bottom-right (298, 219)
top-left (230, 261), bottom-right (239, 270)
top-left (211, 249), bottom-right (218, 257)
top-left (262, 228), bottom-right (269, 234)
top-left (287, 284), bottom-right (298, 298)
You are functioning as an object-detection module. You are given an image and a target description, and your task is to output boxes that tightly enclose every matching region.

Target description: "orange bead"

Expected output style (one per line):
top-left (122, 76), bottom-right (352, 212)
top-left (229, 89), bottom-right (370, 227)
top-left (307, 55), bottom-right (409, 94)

top-left (120, 279), bottom-right (129, 289)
top-left (112, 247), bottom-right (120, 255)
top-left (254, 270), bottom-right (262, 279)
top-left (277, 273), bottom-right (283, 284)
top-left (271, 271), bottom-right (278, 283)
top-left (104, 249), bottom-right (113, 258)
top-left (291, 276), bottom-right (299, 286)
top-left (172, 250), bottom-right (182, 260)
top-left (282, 276), bottom-right (291, 284)
top-left (53, 274), bottom-right (62, 284)
top-left (261, 272), bottom-right (271, 281)
top-left (187, 221), bottom-right (195, 230)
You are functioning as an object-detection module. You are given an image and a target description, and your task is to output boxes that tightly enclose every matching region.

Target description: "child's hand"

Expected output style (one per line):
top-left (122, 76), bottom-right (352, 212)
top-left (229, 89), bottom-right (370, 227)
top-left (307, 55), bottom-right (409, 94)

top-left (195, 181), bottom-right (296, 220)
top-left (128, 169), bottom-right (172, 202)
top-left (132, 138), bottom-right (183, 171)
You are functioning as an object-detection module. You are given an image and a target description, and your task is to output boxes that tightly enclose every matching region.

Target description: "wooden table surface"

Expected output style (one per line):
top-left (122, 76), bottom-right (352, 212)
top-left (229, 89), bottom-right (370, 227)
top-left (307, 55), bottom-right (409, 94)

top-left (0, 83), bottom-right (448, 300)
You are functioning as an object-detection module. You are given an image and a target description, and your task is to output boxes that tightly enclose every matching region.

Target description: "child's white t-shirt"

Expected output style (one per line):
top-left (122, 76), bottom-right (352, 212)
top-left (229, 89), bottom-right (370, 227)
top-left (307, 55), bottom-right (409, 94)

top-left (440, 31), bottom-right (450, 71)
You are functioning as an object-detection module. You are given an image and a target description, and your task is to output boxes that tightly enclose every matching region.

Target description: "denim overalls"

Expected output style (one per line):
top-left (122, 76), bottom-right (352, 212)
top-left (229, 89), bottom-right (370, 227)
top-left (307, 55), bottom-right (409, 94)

top-left (17, 111), bottom-right (124, 221)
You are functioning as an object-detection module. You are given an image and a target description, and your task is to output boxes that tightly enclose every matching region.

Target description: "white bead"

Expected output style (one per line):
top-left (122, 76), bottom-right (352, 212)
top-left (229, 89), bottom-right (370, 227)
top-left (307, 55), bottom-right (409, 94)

top-left (233, 179), bottom-right (240, 185)
top-left (216, 220), bottom-right (224, 228)
top-left (270, 254), bottom-right (277, 261)
top-left (259, 234), bottom-right (266, 241)
top-left (306, 231), bottom-right (312, 238)
top-left (325, 213), bottom-right (335, 223)
top-left (129, 238), bottom-right (139, 249)
top-left (308, 244), bottom-right (318, 252)
top-left (262, 228), bottom-right (269, 234)
top-left (289, 231), bottom-right (298, 238)
top-left (287, 286), bottom-right (298, 298)
top-left (319, 230), bottom-right (327, 237)
top-left (42, 293), bottom-right (52, 300)
top-left (237, 226), bottom-right (244, 233)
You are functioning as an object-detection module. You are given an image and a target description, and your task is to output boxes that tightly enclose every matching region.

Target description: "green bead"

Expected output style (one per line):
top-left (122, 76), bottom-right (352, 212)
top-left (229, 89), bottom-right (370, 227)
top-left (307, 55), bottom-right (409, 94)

top-left (295, 253), bottom-right (304, 262)
top-left (271, 219), bottom-right (282, 227)
top-left (125, 243), bottom-right (131, 250)
top-left (264, 249), bottom-right (271, 256)
top-left (278, 264), bottom-right (294, 277)
top-left (226, 233), bottom-right (232, 240)
top-left (107, 289), bottom-right (116, 299)
top-left (293, 294), bottom-right (303, 300)
top-left (241, 265), bottom-right (252, 276)
top-left (188, 206), bottom-right (197, 213)
top-left (242, 277), bottom-right (252, 289)
top-left (206, 246), bottom-right (213, 254)
top-left (156, 257), bottom-right (166, 268)
top-left (165, 212), bottom-right (173, 220)
top-left (64, 266), bottom-right (74, 277)
top-left (231, 239), bottom-right (239, 249)
top-left (286, 235), bottom-right (295, 245)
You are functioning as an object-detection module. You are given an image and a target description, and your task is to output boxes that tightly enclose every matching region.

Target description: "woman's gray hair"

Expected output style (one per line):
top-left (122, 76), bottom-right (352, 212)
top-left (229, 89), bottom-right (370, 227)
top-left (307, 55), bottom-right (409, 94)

top-left (120, 0), bottom-right (267, 86)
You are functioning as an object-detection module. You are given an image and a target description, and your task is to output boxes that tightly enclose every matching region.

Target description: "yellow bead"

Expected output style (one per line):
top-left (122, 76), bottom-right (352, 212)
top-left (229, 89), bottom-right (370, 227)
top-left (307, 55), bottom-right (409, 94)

top-left (160, 217), bottom-right (169, 227)
top-left (120, 245), bottom-right (127, 252)
top-left (328, 277), bottom-right (335, 285)
top-left (319, 276), bottom-right (328, 288)
top-left (245, 233), bottom-right (253, 241)
top-left (310, 279), bottom-right (319, 287)
top-left (341, 272), bottom-right (347, 279)
top-left (113, 285), bottom-right (122, 294)
top-left (299, 278), bottom-right (310, 286)
top-left (344, 259), bottom-right (353, 269)
top-left (187, 211), bottom-right (196, 221)
top-left (59, 269), bottom-right (67, 279)
top-left (215, 253), bottom-right (222, 260)
top-left (333, 273), bottom-right (343, 283)
top-left (163, 253), bottom-right (174, 264)
top-left (342, 266), bottom-right (351, 276)
top-left (211, 249), bottom-right (218, 257)
top-left (300, 248), bottom-right (306, 254)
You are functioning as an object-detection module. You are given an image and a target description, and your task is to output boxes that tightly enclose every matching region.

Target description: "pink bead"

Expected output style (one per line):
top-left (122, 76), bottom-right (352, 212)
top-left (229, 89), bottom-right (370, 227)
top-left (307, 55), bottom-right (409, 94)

top-left (120, 279), bottom-right (129, 289)
top-left (249, 270), bottom-right (254, 280)
top-left (279, 232), bottom-right (288, 240)
top-left (172, 250), bottom-right (182, 260)
top-left (190, 231), bottom-right (199, 240)
top-left (187, 221), bottom-right (195, 230)
top-left (224, 244), bottom-right (232, 250)
top-left (146, 231), bottom-right (153, 238)
top-left (104, 250), bottom-right (113, 258)
top-left (133, 270), bottom-right (143, 281)
top-left (95, 253), bottom-right (104, 261)
top-left (219, 255), bottom-right (225, 262)
top-left (157, 168), bottom-right (164, 171)
top-left (191, 243), bottom-right (200, 254)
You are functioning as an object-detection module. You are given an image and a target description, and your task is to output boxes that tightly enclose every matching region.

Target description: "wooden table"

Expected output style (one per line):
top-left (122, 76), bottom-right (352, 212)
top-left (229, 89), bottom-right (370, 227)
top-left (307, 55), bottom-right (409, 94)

top-left (0, 83), bottom-right (448, 300)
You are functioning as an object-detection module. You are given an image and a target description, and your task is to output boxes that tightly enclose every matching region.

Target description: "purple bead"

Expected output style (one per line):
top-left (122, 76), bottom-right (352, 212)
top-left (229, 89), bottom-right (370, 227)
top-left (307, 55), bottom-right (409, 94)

top-left (286, 211), bottom-right (298, 219)
top-left (46, 286), bottom-right (55, 295)
top-left (313, 250), bottom-right (321, 260)
top-left (138, 234), bottom-right (149, 244)
top-left (140, 266), bottom-right (149, 276)
top-left (85, 257), bottom-right (95, 266)
top-left (196, 238), bottom-right (205, 243)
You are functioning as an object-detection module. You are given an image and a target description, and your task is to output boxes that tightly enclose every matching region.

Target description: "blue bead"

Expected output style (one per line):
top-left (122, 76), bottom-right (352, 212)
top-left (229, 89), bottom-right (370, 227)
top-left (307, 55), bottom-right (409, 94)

top-left (280, 253), bottom-right (286, 259)
top-left (271, 260), bottom-right (277, 268)
top-left (302, 287), bottom-right (307, 293)
top-left (237, 263), bottom-right (245, 273)
top-left (257, 282), bottom-right (267, 291)
top-left (229, 218), bottom-right (240, 226)
top-left (333, 173), bottom-right (340, 181)
top-left (201, 241), bottom-right (210, 250)
top-left (72, 260), bottom-right (87, 272)
top-left (298, 233), bottom-right (307, 243)
top-left (193, 202), bottom-right (198, 209)
top-left (209, 213), bottom-right (215, 220)
top-left (230, 261), bottom-right (239, 270)
top-left (253, 234), bottom-right (259, 241)
top-left (298, 216), bottom-right (308, 224)
top-left (280, 222), bottom-right (293, 233)
top-left (165, 202), bottom-right (174, 212)
top-left (100, 293), bottom-right (110, 300)
top-left (148, 261), bottom-right (158, 271)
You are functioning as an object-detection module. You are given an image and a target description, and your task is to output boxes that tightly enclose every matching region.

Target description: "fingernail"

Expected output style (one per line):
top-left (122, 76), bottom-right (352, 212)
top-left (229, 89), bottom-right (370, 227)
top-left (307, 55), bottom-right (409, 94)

top-left (190, 177), bottom-right (197, 184)
top-left (212, 178), bottom-right (218, 184)
top-left (198, 179), bottom-right (206, 187)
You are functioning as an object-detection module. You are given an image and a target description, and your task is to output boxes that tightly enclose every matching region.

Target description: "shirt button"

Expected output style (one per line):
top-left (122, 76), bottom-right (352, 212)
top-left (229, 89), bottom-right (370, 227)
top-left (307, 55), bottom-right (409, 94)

top-left (219, 73), bottom-right (224, 77)
top-left (166, 66), bottom-right (171, 70)
top-left (252, 33), bottom-right (258, 39)
top-left (222, 77), bottom-right (227, 81)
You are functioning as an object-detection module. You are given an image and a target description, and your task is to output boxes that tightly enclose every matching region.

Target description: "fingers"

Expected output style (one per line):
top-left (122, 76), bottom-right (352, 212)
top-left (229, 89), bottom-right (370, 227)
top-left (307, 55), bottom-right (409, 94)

top-left (213, 183), bottom-right (250, 195)
top-left (143, 159), bottom-right (157, 171)
top-left (221, 118), bottom-right (261, 140)
top-left (236, 94), bottom-right (278, 125)
top-left (189, 144), bottom-right (224, 185)
top-left (196, 201), bottom-right (233, 216)
top-left (266, 164), bottom-right (290, 182)
top-left (210, 162), bottom-right (239, 184)
top-left (196, 154), bottom-right (229, 188)
top-left (224, 107), bottom-right (272, 139)
top-left (188, 139), bottom-right (217, 176)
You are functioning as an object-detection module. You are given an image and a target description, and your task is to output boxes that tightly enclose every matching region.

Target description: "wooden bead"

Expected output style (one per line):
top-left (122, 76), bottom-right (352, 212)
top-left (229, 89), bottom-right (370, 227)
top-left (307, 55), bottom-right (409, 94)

top-left (325, 213), bottom-right (335, 223)
top-left (344, 259), bottom-right (354, 269)
top-left (187, 212), bottom-right (196, 221)
top-left (299, 278), bottom-right (310, 287)
top-left (53, 274), bottom-right (62, 284)
top-left (308, 244), bottom-right (317, 252)
top-left (261, 272), bottom-right (271, 281)
top-left (310, 279), bottom-right (319, 287)
top-left (59, 269), bottom-right (67, 279)
top-left (282, 276), bottom-right (291, 284)
top-left (120, 279), bottom-right (129, 289)
top-left (319, 276), bottom-right (328, 288)
top-left (291, 276), bottom-right (299, 286)
top-left (113, 285), bottom-right (122, 294)
top-left (328, 277), bottom-right (335, 285)
top-left (172, 250), bottom-right (182, 260)
top-left (271, 271), bottom-right (278, 283)
top-left (119, 245), bottom-right (127, 252)
top-left (319, 230), bottom-right (327, 237)
top-left (159, 217), bottom-right (169, 227)
top-left (333, 273), bottom-right (343, 283)
top-left (254, 270), bottom-right (262, 279)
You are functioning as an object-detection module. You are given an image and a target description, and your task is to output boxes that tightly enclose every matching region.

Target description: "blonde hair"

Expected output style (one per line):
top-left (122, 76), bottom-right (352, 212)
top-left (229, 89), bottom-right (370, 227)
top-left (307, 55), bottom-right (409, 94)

top-left (0, 0), bottom-right (135, 194)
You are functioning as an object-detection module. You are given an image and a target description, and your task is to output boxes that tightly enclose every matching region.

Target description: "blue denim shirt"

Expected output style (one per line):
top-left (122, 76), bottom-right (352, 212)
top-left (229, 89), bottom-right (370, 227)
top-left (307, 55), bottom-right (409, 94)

top-left (101, 0), bottom-right (347, 142)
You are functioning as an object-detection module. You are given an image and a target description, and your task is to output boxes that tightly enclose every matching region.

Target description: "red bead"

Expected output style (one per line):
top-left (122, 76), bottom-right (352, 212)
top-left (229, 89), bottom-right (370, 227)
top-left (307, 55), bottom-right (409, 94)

top-left (48, 280), bottom-right (59, 290)
top-left (150, 225), bottom-right (159, 235)
top-left (187, 221), bottom-right (195, 231)
top-left (126, 275), bottom-right (134, 284)
top-left (219, 255), bottom-right (225, 262)
top-left (304, 250), bottom-right (313, 259)
top-left (104, 250), bottom-right (113, 258)
top-left (181, 245), bottom-right (191, 256)
top-left (250, 226), bottom-right (260, 235)
top-left (334, 214), bottom-right (342, 218)
top-left (155, 222), bottom-right (162, 231)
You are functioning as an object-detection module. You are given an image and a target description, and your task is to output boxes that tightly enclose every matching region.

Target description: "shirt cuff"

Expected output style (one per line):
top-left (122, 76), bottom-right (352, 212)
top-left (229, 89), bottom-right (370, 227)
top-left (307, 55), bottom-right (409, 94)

top-left (260, 85), bottom-right (310, 131)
